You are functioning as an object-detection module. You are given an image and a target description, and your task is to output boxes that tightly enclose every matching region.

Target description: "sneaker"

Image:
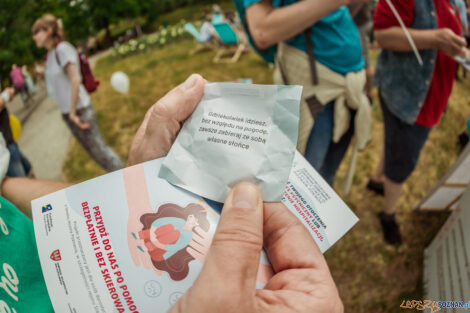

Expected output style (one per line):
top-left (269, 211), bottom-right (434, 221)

top-left (378, 212), bottom-right (402, 246)
top-left (367, 179), bottom-right (384, 196)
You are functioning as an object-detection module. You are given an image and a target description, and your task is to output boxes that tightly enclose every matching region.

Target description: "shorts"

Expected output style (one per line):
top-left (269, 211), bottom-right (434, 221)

top-left (380, 92), bottom-right (431, 184)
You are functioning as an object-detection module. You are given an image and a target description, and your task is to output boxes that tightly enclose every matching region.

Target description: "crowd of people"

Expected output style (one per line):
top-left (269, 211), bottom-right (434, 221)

top-left (243, 0), bottom-right (470, 246)
top-left (1, 0), bottom-right (470, 311)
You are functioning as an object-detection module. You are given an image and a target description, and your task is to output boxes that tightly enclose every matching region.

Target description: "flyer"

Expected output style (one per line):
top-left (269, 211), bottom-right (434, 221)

top-left (32, 152), bottom-right (358, 313)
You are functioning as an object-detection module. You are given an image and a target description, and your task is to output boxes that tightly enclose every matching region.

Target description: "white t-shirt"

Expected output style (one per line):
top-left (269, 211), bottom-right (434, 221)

top-left (46, 41), bottom-right (90, 114)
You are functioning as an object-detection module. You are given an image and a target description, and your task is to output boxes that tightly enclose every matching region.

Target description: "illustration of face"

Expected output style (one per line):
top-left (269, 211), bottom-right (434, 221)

top-left (186, 214), bottom-right (199, 228)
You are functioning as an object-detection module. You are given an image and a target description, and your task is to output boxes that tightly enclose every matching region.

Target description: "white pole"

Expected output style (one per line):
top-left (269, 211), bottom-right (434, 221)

top-left (385, 0), bottom-right (424, 66)
top-left (343, 138), bottom-right (359, 197)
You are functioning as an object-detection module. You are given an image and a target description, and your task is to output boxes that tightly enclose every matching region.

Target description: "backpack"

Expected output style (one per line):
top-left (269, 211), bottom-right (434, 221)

top-left (78, 53), bottom-right (100, 93)
top-left (54, 44), bottom-right (100, 94)
top-left (233, 0), bottom-right (318, 85)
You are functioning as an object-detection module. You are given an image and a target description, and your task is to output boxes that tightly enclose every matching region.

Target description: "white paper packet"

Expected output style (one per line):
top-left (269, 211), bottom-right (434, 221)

top-left (159, 82), bottom-right (302, 203)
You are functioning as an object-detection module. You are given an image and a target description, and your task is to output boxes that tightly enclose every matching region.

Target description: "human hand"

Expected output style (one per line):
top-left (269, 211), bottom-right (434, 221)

top-left (455, 47), bottom-right (470, 71)
top-left (458, 47), bottom-right (470, 61)
top-left (127, 219), bottom-right (158, 272)
top-left (128, 74), bottom-right (206, 166)
top-left (69, 111), bottom-right (90, 130)
top-left (434, 28), bottom-right (467, 57)
top-left (169, 182), bottom-right (343, 313)
top-left (123, 164), bottom-right (163, 276)
top-left (187, 226), bottom-right (212, 263)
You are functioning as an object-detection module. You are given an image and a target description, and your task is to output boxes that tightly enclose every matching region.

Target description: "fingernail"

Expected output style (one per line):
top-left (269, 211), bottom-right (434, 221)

top-left (182, 74), bottom-right (198, 90)
top-left (231, 183), bottom-right (260, 210)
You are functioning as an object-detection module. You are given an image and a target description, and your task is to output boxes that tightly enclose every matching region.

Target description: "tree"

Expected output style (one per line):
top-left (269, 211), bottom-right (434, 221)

top-left (87, 0), bottom-right (140, 36)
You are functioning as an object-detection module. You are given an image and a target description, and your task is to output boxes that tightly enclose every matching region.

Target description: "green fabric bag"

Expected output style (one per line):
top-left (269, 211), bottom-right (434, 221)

top-left (0, 197), bottom-right (53, 312)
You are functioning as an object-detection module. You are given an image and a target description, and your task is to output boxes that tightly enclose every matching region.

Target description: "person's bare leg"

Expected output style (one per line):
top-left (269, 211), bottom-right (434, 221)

top-left (372, 147), bottom-right (385, 183)
top-left (384, 177), bottom-right (403, 214)
top-left (368, 146), bottom-right (386, 195)
top-left (378, 176), bottom-right (403, 245)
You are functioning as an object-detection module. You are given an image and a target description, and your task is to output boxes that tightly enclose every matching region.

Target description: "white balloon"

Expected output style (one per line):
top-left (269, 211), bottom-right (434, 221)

top-left (110, 71), bottom-right (130, 94)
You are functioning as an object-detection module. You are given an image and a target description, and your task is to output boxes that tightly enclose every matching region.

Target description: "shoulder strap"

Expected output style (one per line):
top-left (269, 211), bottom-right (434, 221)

top-left (54, 48), bottom-right (61, 66)
top-left (278, 32), bottom-right (318, 87)
top-left (304, 28), bottom-right (318, 85)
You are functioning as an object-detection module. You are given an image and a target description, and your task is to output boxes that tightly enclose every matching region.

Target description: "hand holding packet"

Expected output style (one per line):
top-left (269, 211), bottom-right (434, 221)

top-left (455, 56), bottom-right (470, 71)
top-left (32, 154), bottom-right (358, 312)
top-left (31, 79), bottom-right (360, 313)
top-left (158, 82), bottom-right (303, 203)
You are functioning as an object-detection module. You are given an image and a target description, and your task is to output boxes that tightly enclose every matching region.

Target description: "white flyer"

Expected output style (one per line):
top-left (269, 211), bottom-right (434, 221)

top-left (32, 153), bottom-right (358, 313)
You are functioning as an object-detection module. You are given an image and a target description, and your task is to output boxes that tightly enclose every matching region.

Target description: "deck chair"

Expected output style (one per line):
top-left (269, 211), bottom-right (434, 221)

top-left (184, 22), bottom-right (216, 55)
top-left (212, 22), bottom-right (247, 63)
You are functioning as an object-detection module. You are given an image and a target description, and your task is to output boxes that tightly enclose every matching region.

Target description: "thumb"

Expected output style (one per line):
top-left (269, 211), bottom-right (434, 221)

top-left (198, 182), bottom-right (264, 292)
top-left (148, 73), bottom-right (206, 124)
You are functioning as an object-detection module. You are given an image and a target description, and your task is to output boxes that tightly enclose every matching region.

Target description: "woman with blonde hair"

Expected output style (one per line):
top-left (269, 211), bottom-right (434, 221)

top-left (32, 14), bottom-right (123, 172)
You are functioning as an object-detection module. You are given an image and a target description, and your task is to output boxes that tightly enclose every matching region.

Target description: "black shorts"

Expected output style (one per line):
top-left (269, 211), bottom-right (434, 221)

top-left (380, 92), bottom-right (431, 184)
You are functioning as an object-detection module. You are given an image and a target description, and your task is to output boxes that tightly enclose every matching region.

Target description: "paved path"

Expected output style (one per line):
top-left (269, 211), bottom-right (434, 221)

top-left (16, 97), bottom-right (71, 181)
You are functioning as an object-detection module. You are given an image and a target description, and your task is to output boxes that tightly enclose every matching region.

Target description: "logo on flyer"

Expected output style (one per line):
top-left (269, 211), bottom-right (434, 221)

top-left (42, 204), bottom-right (53, 213)
top-left (50, 249), bottom-right (62, 261)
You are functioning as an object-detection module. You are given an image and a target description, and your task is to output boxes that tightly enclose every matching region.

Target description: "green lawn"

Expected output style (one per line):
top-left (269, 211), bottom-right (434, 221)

top-left (63, 26), bottom-right (470, 313)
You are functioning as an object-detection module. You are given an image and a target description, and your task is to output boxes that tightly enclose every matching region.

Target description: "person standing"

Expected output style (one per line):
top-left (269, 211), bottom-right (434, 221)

top-left (10, 64), bottom-right (30, 107)
top-left (244, 0), bottom-right (372, 186)
top-left (0, 87), bottom-right (34, 177)
top-left (32, 14), bottom-right (123, 172)
top-left (22, 65), bottom-right (37, 94)
top-left (369, 0), bottom-right (470, 245)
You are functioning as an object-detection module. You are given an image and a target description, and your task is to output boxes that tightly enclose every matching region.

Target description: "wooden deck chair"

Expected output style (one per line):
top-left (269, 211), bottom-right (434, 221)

top-left (184, 23), bottom-right (216, 55)
top-left (212, 22), bottom-right (246, 63)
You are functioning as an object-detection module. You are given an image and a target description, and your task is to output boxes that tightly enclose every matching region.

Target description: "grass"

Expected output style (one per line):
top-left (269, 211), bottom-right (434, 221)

top-left (329, 50), bottom-right (470, 312)
top-left (63, 18), bottom-right (470, 313)
top-left (62, 41), bottom-right (273, 180)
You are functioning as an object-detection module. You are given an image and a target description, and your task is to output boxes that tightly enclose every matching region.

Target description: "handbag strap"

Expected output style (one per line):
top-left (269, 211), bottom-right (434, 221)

top-left (54, 48), bottom-right (61, 66)
top-left (304, 28), bottom-right (319, 85)
top-left (278, 28), bottom-right (319, 86)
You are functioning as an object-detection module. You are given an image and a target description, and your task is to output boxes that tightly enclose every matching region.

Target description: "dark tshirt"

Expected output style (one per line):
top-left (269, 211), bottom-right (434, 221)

top-left (0, 108), bottom-right (13, 145)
